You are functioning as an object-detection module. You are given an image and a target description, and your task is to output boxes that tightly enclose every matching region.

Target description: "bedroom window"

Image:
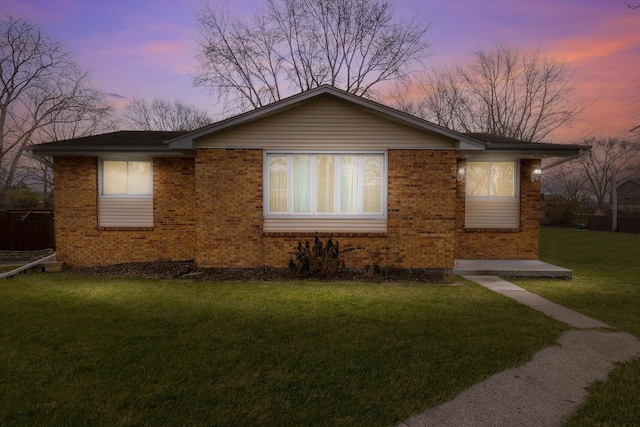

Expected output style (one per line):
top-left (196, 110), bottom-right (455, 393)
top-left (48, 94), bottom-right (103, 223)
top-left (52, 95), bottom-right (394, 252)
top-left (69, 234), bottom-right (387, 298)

top-left (265, 153), bottom-right (386, 217)
top-left (98, 159), bottom-right (153, 228)
top-left (101, 160), bottom-right (152, 196)
top-left (465, 161), bottom-right (517, 198)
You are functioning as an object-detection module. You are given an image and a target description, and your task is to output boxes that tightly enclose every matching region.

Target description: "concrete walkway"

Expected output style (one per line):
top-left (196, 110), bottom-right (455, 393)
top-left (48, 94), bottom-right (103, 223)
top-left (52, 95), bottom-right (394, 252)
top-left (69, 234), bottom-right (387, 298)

top-left (398, 275), bottom-right (640, 427)
top-left (466, 275), bottom-right (609, 329)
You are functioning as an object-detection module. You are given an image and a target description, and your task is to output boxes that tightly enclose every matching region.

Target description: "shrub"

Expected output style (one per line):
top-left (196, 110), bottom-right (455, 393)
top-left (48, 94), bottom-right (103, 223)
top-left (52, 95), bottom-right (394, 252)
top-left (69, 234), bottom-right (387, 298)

top-left (363, 256), bottom-right (405, 280)
top-left (289, 235), bottom-right (347, 278)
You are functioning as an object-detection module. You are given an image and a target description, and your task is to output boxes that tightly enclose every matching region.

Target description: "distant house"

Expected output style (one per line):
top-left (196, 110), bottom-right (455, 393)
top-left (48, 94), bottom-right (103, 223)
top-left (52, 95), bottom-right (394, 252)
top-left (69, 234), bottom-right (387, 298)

top-left (31, 85), bottom-right (587, 271)
top-left (617, 178), bottom-right (640, 213)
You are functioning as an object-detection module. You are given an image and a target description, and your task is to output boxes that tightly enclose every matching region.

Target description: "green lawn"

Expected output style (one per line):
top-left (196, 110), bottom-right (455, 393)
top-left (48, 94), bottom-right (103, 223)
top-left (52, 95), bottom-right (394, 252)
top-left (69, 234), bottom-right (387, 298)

top-left (3, 227), bottom-right (637, 426)
top-left (514, 226), bottom-right (640, 426)
top-left (0, 273), bottom-right (565, 426)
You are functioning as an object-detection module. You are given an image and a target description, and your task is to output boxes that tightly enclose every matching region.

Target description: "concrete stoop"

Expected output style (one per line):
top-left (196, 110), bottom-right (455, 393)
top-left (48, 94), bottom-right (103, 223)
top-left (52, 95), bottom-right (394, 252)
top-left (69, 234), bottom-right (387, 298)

top-left (24, 261), bottom-right (64, 273)
top-left (454, 259), bottom-right (573, 278)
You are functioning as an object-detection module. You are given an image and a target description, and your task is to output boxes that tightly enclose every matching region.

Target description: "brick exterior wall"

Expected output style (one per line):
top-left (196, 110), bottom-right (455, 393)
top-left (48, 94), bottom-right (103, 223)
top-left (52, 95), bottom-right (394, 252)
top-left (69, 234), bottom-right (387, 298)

top-left (194, 148), bottom-right (458, 270)
top-left (53, 152), bottom-right (542, 269)
top-left (454, 159), bottom-right (541, 259)
top-left (53, 156), bottom-right (195, 267)
top-left (194, 149), bottom-right (264, 268)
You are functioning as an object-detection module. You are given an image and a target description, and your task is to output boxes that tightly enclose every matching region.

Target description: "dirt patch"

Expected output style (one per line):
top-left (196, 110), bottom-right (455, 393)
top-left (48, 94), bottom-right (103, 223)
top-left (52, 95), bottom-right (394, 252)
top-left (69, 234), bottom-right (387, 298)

top-left (74, 261), bottom-right (450, 283)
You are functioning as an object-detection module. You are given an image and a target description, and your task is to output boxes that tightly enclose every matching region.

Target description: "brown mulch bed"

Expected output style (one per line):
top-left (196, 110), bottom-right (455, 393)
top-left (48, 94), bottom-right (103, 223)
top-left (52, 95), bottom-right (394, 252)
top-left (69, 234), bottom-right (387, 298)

top-left (76, 261), bottom-right (297, 281)
top-left (75, 261), bottom-right (198, 280)
top-left (74, 261), bottom-right (449, 283)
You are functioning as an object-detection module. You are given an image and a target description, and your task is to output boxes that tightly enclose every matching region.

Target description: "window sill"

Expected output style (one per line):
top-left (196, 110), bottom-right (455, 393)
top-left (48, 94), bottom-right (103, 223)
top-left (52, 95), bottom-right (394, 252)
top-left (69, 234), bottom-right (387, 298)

top-left (463, 228), bottom-right (521, 233)
top-left (98, 226), bottom-right (154, 231)
top-left (263, 218), bottom-right (387, 234)
top-left (264, 232), bottom-right (387, 238)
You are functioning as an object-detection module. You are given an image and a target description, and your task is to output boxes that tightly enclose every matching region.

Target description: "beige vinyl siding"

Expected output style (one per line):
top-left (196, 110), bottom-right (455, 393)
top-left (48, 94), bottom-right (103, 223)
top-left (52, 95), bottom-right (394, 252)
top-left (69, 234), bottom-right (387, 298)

top-left (465, 198), bottom-right (520, 229)
top-left (98, 197), bottom-right (153, 227)
top-left (196, 96), bottom-right (455, 150)
top-left (264, 218), bottom-right (386, 233)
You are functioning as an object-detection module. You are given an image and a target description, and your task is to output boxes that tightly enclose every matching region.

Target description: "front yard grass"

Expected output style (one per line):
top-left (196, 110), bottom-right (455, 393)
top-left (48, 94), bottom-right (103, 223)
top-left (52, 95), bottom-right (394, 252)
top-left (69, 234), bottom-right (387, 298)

top-left (514, 226), bottom-right (640, 426)
top-left (1, 273), bottom-right (565, 426)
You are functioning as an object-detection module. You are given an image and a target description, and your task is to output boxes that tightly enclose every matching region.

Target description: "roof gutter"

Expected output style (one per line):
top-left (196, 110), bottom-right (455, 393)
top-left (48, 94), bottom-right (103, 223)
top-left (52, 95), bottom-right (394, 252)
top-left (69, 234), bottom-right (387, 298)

top-left (30, 147), bottom-right (194, 158)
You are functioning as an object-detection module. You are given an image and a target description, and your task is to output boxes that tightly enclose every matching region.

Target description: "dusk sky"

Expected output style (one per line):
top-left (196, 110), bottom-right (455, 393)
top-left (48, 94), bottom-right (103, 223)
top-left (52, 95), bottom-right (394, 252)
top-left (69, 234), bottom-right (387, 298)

top-left (3, 0), bottom-right (640, 142)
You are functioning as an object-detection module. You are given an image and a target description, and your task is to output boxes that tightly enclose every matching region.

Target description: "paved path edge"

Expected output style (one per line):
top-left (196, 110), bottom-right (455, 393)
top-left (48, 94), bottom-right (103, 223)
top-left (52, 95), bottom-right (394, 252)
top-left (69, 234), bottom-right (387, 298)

top-left (397, 276), bottom-right (640, 427)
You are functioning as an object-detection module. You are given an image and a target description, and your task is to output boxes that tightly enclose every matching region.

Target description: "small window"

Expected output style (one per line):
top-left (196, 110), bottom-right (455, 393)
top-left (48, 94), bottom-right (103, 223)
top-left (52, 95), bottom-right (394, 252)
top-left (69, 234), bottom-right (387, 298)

top-left (466, 161), bottom-right (517, 198)
top-left (265, 153), bottom-right (386, 217)
top-left (101, 160), bottom-right (152, 196)
top-left (464, 160), bottom-right (519, 229)
top-left (98, 159), bottom-right (153, 228)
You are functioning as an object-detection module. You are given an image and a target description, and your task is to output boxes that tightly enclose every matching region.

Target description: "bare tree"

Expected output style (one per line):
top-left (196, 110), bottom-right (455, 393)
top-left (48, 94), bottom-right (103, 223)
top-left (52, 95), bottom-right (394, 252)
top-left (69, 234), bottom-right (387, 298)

top-left (570, 138), bottom-right (640, 213)
top-left (14, 157), bottom-right (53, 207)
top-left (121, 98), bottom-right (213, 131)
top-left (0, 16), bottom-right (112, 206)
top-left (193, 0), bottom-right (431, 113)
top-left (631, 78), bottom-right (640, 135)
top-left (399, 45), bottom-right (588, 142)
top-left (622, 0), bottom-right (640, 9)
top-left (541, 163), bottom-right (591, 226)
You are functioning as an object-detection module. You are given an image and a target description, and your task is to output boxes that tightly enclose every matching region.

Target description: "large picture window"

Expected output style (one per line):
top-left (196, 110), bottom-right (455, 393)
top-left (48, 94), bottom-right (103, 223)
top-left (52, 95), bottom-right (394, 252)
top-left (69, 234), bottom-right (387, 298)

top-left (101, 160), bottom-right (152, 196)
top-left (266, 153), bottom-right (386, 217)
top-left (466, 161), bottom-right (517, 198)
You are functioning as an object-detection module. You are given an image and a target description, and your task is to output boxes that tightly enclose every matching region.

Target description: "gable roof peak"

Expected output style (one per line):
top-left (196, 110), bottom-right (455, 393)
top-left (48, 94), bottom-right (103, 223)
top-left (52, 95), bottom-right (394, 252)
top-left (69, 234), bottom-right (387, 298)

top-left (168, 85), bottom-right (485, 151)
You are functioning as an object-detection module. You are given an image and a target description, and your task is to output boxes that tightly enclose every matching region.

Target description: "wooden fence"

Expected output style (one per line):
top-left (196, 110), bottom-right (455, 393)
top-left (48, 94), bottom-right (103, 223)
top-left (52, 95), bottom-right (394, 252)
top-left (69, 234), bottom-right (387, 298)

top-left (585, 215), bottom-right (640, 234)
top-left (0, 210), bottom-right (55, 250)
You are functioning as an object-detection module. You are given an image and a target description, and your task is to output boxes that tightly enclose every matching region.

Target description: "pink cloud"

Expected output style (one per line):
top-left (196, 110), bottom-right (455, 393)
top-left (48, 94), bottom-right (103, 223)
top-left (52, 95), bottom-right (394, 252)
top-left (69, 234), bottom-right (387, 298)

top-left (547, 14), bottom-right (640, 63)
top-left (141, 39), bottom-right (198, 75)
top-left (143, 40), bottom-right (188, 56)
top-left (0, 0), bottom-right (82, 23)
top-left (3, 0), bottom-right (639, 138)
top-left (559, 38), bottom-right (637, 64)
top-left (532, 12), bottom-right (640, 139)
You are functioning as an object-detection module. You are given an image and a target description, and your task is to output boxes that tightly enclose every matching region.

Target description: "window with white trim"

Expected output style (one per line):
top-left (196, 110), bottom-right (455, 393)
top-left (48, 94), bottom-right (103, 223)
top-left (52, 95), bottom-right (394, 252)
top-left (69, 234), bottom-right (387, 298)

top-left (464, 160), bottom-right (520, 229)
top-left (98, 159), bottom-right (153, 228)
top-left (265, 153), bottom-right (386, 217)
top-left (465, 161), bottom-right (517, 198)
top-left (101, 160), bottom-right (152, 196)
